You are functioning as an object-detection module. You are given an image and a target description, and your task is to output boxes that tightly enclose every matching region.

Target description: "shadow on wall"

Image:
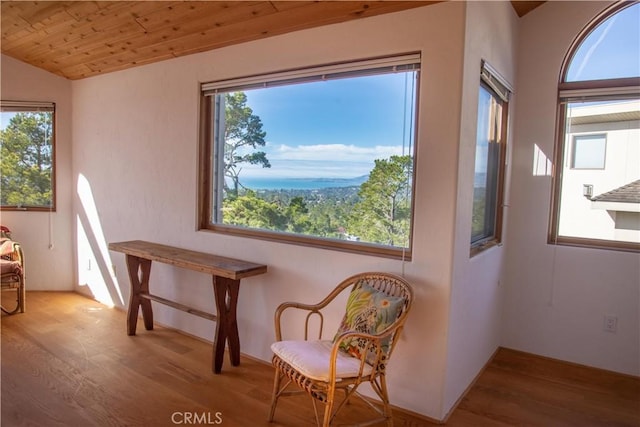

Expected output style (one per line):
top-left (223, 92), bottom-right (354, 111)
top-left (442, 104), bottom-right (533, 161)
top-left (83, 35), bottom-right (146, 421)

top-left (76, 173), bottom-right (124, 307)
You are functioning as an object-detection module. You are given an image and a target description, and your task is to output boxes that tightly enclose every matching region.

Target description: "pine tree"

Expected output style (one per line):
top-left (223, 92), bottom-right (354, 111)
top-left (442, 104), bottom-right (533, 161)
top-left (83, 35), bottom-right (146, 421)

top-left (347, 155), bottom-right (412, 247)
top-left (0, 112), bottom-right (53, 207)
top-left (222, 92), bottom-right (269, 197)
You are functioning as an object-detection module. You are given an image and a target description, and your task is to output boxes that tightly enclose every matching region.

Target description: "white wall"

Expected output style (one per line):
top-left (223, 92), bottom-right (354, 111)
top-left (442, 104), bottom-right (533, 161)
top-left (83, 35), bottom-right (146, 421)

top-left (70, 3), bottom-right (466, 420)
top-left (0, 55), bottom-right (74, 291)
top-left (504, 0), bottom-right (640, 376)
top-left (445, 0), bottom-right (518, 416)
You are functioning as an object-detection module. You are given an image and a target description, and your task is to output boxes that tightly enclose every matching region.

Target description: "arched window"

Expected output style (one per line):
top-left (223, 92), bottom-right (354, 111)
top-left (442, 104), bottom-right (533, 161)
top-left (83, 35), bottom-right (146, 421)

top-left (550, 1), bottom-right (640, 251)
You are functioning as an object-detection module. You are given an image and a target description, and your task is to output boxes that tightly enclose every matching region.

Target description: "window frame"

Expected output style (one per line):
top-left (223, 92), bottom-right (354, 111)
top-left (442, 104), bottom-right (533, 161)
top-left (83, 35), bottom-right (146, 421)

top-left (470, 62), bottom-right (510, 257)
top-left (0, 100), bottom-right (57, 212)
top-left (549, 1), bottom-right (640, 252)
top-left (570, 133), bottom-right (607, 170)
top-left (197, 54), bottom-right (420, 260)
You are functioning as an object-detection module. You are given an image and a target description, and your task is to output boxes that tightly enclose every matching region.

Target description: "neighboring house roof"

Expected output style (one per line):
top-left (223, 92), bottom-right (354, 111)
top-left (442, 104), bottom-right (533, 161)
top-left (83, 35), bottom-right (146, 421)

top-left (591, 180), bottom-right (640, 204)
top-left (570, 109), bottom-right (640, 125)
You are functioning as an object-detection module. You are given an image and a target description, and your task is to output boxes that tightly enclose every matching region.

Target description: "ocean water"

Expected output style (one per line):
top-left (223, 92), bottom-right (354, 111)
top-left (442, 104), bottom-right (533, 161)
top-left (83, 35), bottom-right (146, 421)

top-left (240, 175), bottom-right (368, 190)
top-left (239, 173), bottom-right (485, 190)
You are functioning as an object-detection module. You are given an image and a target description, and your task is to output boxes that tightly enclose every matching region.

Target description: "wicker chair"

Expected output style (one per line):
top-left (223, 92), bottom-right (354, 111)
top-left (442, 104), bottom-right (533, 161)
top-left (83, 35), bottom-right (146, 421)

top-left (1, 236), bottom-right (25, 315)
top-left (268, 272), bottom-right (413, 427)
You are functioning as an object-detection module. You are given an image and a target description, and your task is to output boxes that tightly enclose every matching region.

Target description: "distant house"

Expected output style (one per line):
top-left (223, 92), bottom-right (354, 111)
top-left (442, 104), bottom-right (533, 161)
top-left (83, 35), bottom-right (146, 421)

top-left (558, 101), bottom-right (640, 242)
top-left (590, 180), bottom-right (640, 241)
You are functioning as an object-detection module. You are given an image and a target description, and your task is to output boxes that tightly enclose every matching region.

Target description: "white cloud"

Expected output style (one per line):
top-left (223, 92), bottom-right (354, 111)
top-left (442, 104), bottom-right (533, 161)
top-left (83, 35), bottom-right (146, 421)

top-left (268, 143), bottom-right (404, 161)
top-left (239, 143), bottom-right (408, 179)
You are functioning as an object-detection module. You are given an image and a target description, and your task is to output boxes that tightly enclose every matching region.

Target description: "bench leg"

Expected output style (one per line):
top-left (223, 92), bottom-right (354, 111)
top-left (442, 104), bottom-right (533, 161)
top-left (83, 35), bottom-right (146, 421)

top-left (212, 276), bottom-right (241, 373)
top-left (126, 256), bottom-right (153, 335)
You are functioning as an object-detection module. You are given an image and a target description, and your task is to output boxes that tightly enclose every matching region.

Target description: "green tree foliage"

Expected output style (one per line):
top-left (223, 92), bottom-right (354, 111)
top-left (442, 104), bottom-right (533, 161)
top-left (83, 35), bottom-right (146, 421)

top-left (307, 195), bottom-right (355, 239)
top-left (0, 112), bottom-right (53, 207)
top-left (285, 196), bottom-right (312, 233)
top-left (348, 155), bottom-right (412, 246)
top-left (252, 187), bottom-right (358, 238)
top-left (220, 155), bottom-right (413, 249)
top-left (471, 189), bottom-right (487, 240)
top-left (223, 92), bottom-right (270, 197)
top-left (223, 190), bottom-right (285, 230)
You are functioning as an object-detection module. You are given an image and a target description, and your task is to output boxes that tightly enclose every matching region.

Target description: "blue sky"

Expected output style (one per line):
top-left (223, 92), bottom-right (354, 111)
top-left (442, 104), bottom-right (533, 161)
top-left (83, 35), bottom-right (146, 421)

top-left (0, 113), bottom-right (17, 130)
top-left (567, 2), bottom-right (639, 81)
top-left (236, 72), bottom-right (418, 179)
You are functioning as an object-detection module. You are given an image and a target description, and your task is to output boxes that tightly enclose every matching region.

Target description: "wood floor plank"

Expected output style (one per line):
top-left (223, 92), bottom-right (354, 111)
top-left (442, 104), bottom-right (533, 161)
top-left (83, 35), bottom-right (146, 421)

top-left (2, 292), bottom-right (639, 426)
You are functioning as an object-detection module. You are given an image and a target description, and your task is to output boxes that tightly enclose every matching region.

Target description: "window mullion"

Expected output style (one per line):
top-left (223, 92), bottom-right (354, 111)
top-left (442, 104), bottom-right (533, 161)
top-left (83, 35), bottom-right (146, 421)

top-left (212, 95), bottom-right (225, 224)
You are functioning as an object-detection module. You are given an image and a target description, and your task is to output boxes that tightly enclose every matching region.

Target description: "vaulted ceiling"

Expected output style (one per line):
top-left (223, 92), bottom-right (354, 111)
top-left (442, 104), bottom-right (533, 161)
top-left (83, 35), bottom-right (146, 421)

top-left (1, 1), bottom-right (545, 80)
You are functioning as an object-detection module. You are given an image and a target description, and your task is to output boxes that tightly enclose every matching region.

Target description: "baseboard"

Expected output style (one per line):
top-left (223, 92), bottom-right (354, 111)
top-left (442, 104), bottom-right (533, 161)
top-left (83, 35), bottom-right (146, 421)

top-left (388, 401), bottom-right (445, 425)
top-left (499, 346), bottom-right (640, 380)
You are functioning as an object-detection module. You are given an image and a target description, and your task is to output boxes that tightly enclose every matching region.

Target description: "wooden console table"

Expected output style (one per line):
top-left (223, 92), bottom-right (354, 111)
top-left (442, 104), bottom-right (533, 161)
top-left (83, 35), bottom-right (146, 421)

top-left (108, 240), bottom-right (267, 373)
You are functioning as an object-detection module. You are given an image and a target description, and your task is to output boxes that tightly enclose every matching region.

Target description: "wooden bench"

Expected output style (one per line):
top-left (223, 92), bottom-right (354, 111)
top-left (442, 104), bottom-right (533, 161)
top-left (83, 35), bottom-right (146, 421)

top-left (109, 240), bottom-right (267, 373)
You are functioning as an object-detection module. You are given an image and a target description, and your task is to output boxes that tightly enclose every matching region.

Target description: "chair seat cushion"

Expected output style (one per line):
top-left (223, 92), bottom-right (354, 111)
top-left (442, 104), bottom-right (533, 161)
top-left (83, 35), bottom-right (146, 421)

top-left (271, 340), bottom-right (372, 382)
top-left (0, 259), bottom-right (22, 276)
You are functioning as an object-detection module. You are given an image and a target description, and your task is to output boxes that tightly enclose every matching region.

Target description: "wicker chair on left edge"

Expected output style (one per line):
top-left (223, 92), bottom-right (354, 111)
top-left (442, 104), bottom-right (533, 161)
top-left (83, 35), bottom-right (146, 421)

top-left (1, 227), bottom-right (25, 315)
top-left (268, 272), bottom-right (414, 427)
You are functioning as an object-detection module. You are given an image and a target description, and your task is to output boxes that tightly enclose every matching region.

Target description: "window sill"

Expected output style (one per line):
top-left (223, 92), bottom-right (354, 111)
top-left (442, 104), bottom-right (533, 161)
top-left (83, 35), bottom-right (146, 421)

top-left (200, 224), bottom-right (413, 261)
top-left (1, 206), bottom-right (56, 212)
top-left (470, 239), bottom-right (500, 257)
top-left (548, 236), bottom-right (640, 253)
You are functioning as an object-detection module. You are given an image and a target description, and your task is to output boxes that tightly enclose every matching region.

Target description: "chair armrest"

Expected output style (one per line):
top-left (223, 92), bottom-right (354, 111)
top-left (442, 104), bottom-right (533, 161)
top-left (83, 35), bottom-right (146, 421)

top-left (274, 290), bottom-right (345, 341)
top-left (12, 243), bottom-right (23, 265)
top-left (330, 322), bottom-right (403, 378)
top-left (274, 301), bottom-right (325, 342)
top-left (329, 331), bottom-right (385, 381)
top-left (0, 240), bottom-right (23, 264)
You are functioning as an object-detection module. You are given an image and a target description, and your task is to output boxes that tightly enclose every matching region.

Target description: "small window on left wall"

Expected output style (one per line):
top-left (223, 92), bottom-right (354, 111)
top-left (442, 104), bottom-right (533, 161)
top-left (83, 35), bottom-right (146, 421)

top-left (0, 101), bottom-right (56, 211)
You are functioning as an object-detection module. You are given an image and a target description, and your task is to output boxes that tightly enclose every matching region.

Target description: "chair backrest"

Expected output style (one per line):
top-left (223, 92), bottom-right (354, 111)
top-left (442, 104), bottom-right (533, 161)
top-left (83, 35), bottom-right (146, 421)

top-left (333, 272), bottom-right (413, 365)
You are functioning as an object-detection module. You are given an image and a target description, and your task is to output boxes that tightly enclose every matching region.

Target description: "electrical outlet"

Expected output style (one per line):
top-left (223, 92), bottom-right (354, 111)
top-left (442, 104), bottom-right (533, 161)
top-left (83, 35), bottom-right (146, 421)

top-left (603, 315), bottom-right (618, 333)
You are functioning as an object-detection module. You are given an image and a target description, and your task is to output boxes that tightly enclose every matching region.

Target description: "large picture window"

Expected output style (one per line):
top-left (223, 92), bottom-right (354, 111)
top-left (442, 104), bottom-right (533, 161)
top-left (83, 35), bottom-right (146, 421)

top-left (551, 2), bottom-right (640, 251)
top-left (199, 54), bottom-right (420, 259)
top-left (0, 101), bottom-right (56, 211)
top-left (471, 61), bottom-right (510, 255)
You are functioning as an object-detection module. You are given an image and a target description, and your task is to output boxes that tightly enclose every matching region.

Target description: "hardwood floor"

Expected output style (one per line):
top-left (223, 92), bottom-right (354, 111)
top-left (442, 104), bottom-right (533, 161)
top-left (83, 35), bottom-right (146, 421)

top-left (447, 348), bottom-right (639, 426)
top-left (2, 292), bottom-right (638, 426)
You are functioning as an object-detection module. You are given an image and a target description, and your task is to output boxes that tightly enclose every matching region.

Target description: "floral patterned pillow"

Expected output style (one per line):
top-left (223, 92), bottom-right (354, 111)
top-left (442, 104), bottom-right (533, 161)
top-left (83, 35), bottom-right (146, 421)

top-left (334, 281), bottom-right (406, 364)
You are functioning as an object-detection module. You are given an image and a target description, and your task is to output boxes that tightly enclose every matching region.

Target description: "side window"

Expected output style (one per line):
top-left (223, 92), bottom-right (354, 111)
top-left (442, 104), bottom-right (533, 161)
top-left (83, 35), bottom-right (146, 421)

top-left (471, 61), bottom-right (511, 255)
top-left (551, 2), bottom-right (640, 251)
top-left (571, 134), bottom-right (606, 170)
top-left (199, 54), bottom-right (420, 259)
top-left (0, 101), bottom-right (56, 211)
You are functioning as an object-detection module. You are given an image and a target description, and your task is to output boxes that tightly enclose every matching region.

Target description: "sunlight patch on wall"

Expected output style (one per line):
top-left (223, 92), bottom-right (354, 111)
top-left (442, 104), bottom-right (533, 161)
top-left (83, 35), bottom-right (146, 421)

top-left (76, 173), bottom-right (123, 307)
top-left (77, 217), bottom-right (114, 307)
top-left (533, 144), bottom-right (553, 176)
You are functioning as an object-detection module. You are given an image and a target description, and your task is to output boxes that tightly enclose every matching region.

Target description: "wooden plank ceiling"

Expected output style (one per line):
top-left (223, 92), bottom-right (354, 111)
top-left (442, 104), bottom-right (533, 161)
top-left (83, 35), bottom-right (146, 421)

top-left (1, 1), bottom-right (545, 81)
